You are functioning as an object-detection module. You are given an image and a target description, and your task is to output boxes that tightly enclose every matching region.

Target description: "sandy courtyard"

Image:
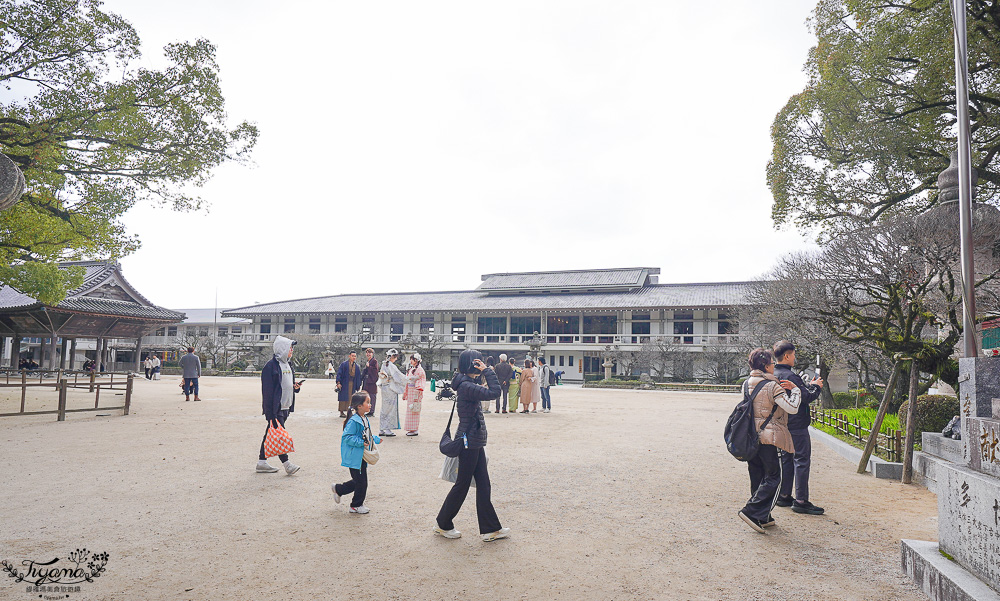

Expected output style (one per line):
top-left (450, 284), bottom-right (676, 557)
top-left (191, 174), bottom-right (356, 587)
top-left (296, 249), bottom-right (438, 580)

top-left (0, 375), bottom-right (938, 601)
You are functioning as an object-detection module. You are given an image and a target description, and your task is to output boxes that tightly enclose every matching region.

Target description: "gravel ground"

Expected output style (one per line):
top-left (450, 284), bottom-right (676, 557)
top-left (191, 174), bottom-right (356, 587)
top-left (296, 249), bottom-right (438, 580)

top-left (0, 376), bottom-right (938, 601)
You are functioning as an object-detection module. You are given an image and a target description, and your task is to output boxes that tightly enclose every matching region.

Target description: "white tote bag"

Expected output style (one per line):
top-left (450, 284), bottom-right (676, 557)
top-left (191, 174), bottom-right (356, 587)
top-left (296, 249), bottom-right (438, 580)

top-left (438, 449), bottom-right (487, 487)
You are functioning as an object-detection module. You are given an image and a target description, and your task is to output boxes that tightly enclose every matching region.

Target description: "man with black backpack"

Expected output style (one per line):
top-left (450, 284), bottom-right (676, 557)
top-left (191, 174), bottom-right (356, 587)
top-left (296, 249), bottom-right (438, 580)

top-left (538, 357), bottom-right (552, 413)
top-left (772, 341), bottom-right (825, 515)
top-left (737, 348), bottom-right (801, 533)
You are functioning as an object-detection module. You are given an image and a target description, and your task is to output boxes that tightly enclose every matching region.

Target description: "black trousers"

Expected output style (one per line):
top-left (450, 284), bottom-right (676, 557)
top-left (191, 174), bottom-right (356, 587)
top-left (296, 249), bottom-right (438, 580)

top-left (437, 447), bottom-right (502, 534)
top-left (497, 385), bottom-right (509, 412)
top-left (258, 410), bottom-right (290, 463)
top-left (335, 461), bottom-right (368, 507)
top-left (778, 429), bottom-right (812, 501)
top-left (743, 444), bottom-right (783, 522)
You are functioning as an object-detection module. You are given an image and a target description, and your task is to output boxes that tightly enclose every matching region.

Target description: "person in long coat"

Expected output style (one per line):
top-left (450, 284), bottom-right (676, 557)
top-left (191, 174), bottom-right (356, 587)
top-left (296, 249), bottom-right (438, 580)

top-left (336, 351), bottom-right (364, 418)
top-left (518, 359), bottom-right (537, 414)
top-left (378, 349), bottom-right (406, 436)
top-left (507, 357), bottom-right (521, 413)
top-left (403, 353), bottom-right (426, 435)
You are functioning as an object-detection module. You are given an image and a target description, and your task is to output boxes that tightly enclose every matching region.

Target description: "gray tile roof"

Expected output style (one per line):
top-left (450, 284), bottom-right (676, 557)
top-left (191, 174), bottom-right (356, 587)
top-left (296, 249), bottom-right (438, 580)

top-left (477, 267), bottom-right (654, 291)
top-left (223, 282), bottom-right (750, 317)
top-left (0, 261), bottom-right (183, 321)
top-left (58, 297), bottom-right (185, 321)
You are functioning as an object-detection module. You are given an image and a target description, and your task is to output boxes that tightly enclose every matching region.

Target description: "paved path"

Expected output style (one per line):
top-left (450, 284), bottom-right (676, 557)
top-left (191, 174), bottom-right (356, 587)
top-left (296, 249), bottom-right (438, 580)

top-left (0, 377), bottom-right (937, 600)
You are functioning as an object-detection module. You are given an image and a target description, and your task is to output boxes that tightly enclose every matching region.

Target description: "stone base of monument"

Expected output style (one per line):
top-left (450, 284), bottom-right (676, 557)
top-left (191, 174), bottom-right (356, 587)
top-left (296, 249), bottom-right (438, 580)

top-left (902, 540), bottom-right (1000, 601)
top-left (903, 357), bottom-right (1000, 601)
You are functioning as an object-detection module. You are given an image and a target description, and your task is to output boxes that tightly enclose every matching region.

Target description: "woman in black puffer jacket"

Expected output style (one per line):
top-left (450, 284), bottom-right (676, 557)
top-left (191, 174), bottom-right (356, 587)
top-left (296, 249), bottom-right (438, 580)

top-left (434, 349), bottom-right (510, 542)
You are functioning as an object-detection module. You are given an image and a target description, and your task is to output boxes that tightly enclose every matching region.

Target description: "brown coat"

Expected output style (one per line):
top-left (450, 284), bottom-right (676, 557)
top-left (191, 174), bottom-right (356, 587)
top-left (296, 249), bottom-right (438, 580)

top-left (746, 370), bottom-right (796, 454)
top-left (518, 367), bottom-right (537, 405)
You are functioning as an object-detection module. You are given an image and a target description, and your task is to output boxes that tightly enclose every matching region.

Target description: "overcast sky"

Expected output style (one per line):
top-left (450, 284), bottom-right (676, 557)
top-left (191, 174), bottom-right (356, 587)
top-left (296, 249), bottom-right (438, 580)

top-left (100, 0), bottom-right (820, 310)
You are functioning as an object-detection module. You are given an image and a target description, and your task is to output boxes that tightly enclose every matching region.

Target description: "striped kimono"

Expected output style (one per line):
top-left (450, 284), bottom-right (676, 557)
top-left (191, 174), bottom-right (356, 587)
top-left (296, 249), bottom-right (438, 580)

top-left (403, 365), bottom-right (426, 432)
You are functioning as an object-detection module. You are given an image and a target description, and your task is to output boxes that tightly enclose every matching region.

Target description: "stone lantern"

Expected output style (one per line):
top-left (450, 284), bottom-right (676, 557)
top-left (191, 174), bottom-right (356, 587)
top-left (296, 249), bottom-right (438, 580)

top-left (602, 346), bottom-right (615, 380)
top-left (0, 153), bottom-right (25, 211)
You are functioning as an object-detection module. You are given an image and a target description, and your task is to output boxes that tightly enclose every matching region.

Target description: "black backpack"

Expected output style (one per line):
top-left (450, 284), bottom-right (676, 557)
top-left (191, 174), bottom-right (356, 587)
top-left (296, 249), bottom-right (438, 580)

top-left (724, 380), bottom-right (778, 461)
top-left (548, 368), bottom-right (556, 385)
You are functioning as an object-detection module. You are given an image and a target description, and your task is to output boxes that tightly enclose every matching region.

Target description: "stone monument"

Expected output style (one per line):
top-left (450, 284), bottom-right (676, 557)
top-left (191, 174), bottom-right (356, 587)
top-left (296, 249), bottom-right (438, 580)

top-left (602, 346), bottom-right (614, 381)
top-left (902, 155), bottom-right (1000, 600)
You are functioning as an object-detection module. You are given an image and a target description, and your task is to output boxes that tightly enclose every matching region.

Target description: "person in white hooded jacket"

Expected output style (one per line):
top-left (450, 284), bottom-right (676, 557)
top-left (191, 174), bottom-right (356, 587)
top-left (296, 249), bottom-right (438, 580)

top-left (256, 336), bottom-right (302, 474)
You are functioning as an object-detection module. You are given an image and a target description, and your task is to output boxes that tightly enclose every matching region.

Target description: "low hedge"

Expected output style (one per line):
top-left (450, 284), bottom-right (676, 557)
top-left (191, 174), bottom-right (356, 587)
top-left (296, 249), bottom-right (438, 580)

top-left (896, 394), bottom-right (960, 436)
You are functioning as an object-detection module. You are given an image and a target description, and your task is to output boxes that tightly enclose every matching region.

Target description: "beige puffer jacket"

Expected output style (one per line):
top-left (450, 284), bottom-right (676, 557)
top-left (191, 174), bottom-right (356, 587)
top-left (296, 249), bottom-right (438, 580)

top-left (746, 370), bottom-right (800, 454)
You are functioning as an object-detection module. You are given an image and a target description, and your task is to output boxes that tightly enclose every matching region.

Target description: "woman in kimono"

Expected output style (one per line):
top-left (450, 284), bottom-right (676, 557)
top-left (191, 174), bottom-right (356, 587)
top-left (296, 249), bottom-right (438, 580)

top-left (378, 349), bottom-right (406, 437)
top-left (506, 356), bottom-right (521, 413)
top-left (518, 359), bottom-right (537, 414)
top-left (403, 353), bottom-right (426, 436)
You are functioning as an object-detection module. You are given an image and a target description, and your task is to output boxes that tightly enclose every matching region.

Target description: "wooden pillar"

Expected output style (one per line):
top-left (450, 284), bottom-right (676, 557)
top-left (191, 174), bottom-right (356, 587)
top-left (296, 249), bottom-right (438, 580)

top-left (68, 338), bottom-right (77, 370)
top-left (0, 336), bottom-right (4, 366)
top-left (10, 335), bottom-right (20, 368)
top-left (60, 337), bottom-right (68, 369)
top-left (48, 334), bottom-right (58, 370)
top-left (98, 337), bottom-right (107, 372)
top-left (134, 338), bottom-right (142, 373)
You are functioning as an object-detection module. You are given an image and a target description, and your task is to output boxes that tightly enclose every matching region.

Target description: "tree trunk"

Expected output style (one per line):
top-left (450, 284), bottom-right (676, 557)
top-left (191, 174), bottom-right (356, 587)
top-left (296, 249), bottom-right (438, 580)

top-left (819, 361), bottom-right (835, 409)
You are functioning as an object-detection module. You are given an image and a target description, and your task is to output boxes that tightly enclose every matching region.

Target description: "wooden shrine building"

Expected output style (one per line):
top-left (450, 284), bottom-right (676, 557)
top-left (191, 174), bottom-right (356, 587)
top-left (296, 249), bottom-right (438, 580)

top-left (0, 261), bottom-right (185, 370)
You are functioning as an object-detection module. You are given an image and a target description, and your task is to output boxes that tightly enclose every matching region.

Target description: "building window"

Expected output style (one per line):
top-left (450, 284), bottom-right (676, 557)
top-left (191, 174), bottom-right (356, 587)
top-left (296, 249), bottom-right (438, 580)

top-left (217, 327), bottom-right (228, 337)
top-left (568, 355), bottom-right (574, 366)
top-left (390, 315), bottom-right (404, 342)
top-left (477, 317), bottom-right (506, 342)
top-left (509, 316), bottom-right (541, 343)
top-left (547, 316), bottom-right (579, 343)
top-left (260, 318), bottom-right (271, 334)
top-left (167, 326), bottom-right (177, 337)
top-left (155, 328), bottom-right (165, 337)
top-left (419, 315), bottom-right (434, 340)
top-left (230, 326), bottom-right (242, 335)
top-left (361, 316), bottom-right (375, 338)
top-left (559, 355), bottom-right (565, 366)
top-left (673, 311), bottom-right (694, 344)
top-left (198, 327), bottom-right (209, 337)
top-left (283, 317), bottom-right (296, 334)
top-left (334, 316), bottom-right (347, 333)
top-left (582, 315), bottom-right (616, 343)
top-left (631, 312), bottom-right (651, 343)
top-left (451, 321), bottom-right (466, 343)
top-left (309, 317), bottom-right (321, 334)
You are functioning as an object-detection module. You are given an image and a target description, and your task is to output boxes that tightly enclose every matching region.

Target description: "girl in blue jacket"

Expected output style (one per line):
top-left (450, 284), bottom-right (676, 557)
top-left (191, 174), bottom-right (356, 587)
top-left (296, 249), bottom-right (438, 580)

top-left (332, 391), bottom-right (381, 514)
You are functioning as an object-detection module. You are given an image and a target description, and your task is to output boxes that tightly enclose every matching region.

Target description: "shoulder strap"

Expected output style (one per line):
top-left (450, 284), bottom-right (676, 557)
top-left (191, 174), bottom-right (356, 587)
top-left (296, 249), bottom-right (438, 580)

top-left (746, 379), bottom-right (777, 433)
top-left (446, 400), bottom-right (457, 429)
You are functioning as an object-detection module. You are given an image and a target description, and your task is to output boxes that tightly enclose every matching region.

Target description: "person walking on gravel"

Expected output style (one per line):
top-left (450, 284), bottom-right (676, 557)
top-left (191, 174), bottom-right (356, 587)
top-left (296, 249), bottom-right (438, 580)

top-left (738, 348), bottom-right (800, 534)
top-left (256, 336), bottom-right (302, 475)
top-left (434, 349), bottom-right (509, 543)
top-left (179, 347), bottom-right (202, 401)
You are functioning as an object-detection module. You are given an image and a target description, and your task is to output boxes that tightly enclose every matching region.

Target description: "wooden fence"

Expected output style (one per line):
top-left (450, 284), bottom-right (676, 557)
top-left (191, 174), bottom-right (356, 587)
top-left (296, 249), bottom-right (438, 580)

top-left (0, 369), bottom-right (134, 421)
top-left (809, 405), bottom-right (903, 462)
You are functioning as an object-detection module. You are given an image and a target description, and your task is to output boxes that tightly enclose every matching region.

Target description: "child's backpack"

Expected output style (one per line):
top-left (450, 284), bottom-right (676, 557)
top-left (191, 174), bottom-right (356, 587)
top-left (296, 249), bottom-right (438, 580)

top-left (724, 379), bottom-right (777, 461)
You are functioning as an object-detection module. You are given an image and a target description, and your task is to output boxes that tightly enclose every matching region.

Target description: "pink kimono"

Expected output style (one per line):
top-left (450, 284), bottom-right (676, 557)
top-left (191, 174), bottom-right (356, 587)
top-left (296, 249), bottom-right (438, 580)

top-left (403, 364), bottom-right (426, 432)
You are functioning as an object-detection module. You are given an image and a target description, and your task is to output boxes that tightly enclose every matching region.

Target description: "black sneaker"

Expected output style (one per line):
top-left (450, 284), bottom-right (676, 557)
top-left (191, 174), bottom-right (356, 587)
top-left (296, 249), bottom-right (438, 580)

top-left (761, 514), bottom-right (776, 528)
top-left (774, 495), bottom-right (793, 508)
top-left (791, 500), bottom-right (825, 515)
top-left (738, 510), bottom-right (767, 534)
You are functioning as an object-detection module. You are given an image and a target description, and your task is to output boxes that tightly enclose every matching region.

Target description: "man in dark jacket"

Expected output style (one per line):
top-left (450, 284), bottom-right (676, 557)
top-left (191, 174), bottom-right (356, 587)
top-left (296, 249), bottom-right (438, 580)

top-left (256, 336), bottom-right (301, 475)
top-left (336, 351), bottom-right (364, 418)
top-left (494, 353), bottom-right (513, 413)
top-left (435, 349), bottom-right (509, 543)
top-left (772, 340), bottom-right (824, 515)
top-left (362, 348), bottom-right (379, 417)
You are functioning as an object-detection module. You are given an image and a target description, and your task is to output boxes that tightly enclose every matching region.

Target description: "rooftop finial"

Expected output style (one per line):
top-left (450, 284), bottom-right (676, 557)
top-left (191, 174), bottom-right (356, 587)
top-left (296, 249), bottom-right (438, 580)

top-left (937, 150), bottom-right (978, 204)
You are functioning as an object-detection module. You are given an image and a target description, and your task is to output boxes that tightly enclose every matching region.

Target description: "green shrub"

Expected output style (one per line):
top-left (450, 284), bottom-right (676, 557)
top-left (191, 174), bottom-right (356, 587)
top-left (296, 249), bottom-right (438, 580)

top-left (897, 394), bottom-right (960, 436)
top-left (831, 388), bottom-right (878, 409)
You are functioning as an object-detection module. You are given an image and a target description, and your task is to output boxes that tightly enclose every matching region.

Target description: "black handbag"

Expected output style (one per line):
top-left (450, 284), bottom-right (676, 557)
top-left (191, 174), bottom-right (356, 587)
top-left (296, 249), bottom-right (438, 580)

top-left (439, 400), bottom-right (464, 457)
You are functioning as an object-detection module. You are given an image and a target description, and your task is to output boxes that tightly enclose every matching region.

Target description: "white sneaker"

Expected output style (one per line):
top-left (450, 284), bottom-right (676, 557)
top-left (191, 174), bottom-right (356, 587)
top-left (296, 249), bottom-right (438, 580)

top-left (349, 505), bottom-right (370, 514)
top-left (256, 460), bottom-right (278, 473)
top-left (331, 484), bottom-right (341, 504)
top-left (283, 461), bottom-right (300, 475)
top-left (482, 527), bottom-right (511, 542)
top-left (434, 527), bottom-right (462, 539)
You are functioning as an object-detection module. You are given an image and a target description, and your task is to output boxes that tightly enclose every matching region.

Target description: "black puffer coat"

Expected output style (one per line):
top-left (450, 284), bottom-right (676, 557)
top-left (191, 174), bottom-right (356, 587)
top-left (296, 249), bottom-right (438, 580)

top-left (453, 368), bottom-right (501, 449)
